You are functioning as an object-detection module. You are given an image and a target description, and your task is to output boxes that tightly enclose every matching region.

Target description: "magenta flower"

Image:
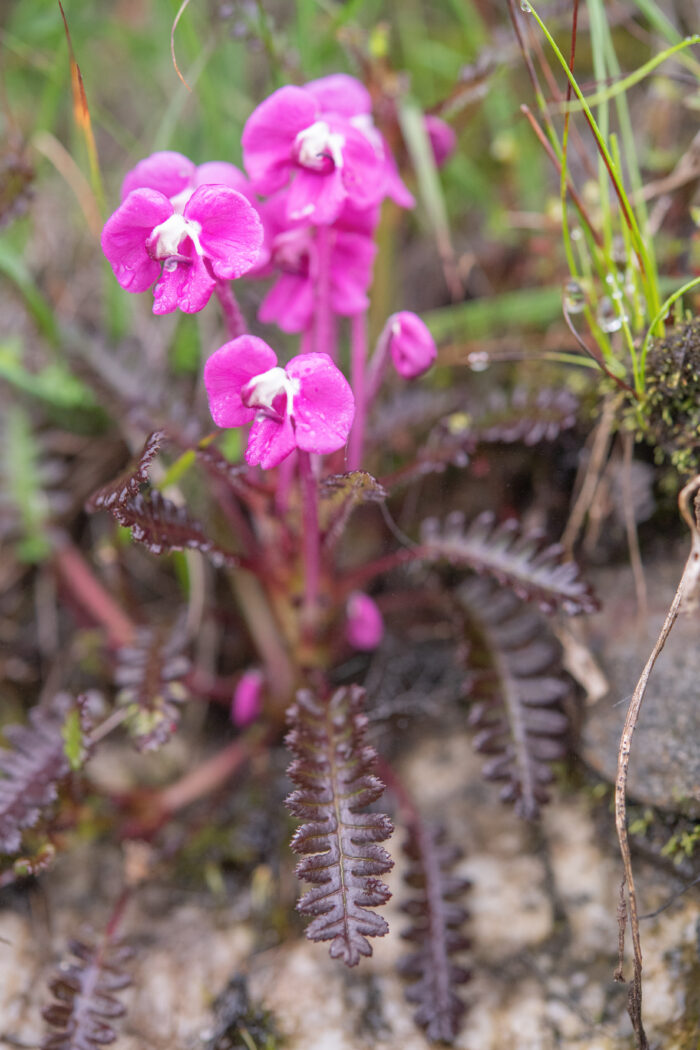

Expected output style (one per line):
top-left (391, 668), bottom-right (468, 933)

top-left (255, 192), bottom-right (377, 333)
top-left (346, 592), bottom-right (384, 650)
top-left (204, 335), bottom-right (355, 469)
top-left (102, 181), bottom-right (263, 315)
top-left (241, 84), bottom-right (385, 224)
top-left (231, 669), bottom-right (264, 727)
top-left (304, 74), bottom-right (415, 209)
top-left (385, 311), bottom-right (437, 379)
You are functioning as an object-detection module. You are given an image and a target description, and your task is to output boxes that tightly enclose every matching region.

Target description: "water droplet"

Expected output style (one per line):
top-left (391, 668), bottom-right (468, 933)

top-left (520, 0), bottom-right (532, 10)
top-left (468, 351), bottom-right (490, 372)
top-left (563, 279), bottom-right (586, 314)
top-left (597, 296), bottom-right (623, 333)
top-left (570, 226), bottom-right (583, 242)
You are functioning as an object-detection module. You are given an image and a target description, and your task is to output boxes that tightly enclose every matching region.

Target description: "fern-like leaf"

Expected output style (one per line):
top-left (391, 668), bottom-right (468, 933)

top-left (85, 430), bottom-right (165, 512)
top-left (420, 511), bottom-right (598, 614)
top-left (468, 386), bottom-right (579, 446)
top-left (399, 821), bottom-right (470, 1044)
top-left (459, 576), bottom-right (572, 819)
top-left (111, 489), bottom-right (239, 566)
top-left (42, 935), bottom-right (131, 1050)
top-left (381, 387), bottom-right (579, 490)
top-left (114, 617), bottom-right (190, 752)
top-left (0, 695), bottom-right (87, 856)
top-left (285, 685), bottom-right (394, 966)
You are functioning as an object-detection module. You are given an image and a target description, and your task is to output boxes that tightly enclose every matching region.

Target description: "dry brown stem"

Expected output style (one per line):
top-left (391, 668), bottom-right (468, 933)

top-left (614, 474), bottom-right (700, 1049)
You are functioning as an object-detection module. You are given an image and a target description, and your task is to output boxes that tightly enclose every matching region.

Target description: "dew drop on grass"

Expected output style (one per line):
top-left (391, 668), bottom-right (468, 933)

top-left (563, 279), bottom-right (586, 314)
top-left (597, 296), bottom-right (625, 333)
top-left (520, 0), bottom-right (532, 10)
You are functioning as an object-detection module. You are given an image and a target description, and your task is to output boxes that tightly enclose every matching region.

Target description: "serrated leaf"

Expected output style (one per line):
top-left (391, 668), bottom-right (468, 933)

top-left (85, 430), bottom-right (165, 513)
top-left (420, 511), bottom-right (598, 615)
top-left (399, 821), bottom-right (470, 1044)
top-left (459, 576), bottom-right (574, 819)
top-left (285, 685), bottom-right (394, 966)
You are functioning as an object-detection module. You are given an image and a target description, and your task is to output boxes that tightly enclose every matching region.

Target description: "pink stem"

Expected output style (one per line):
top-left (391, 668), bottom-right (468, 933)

top-left (365, 322), bottom-right (392, 406)
top-left (314, 225), bottom-right (336, 359)
top-left (215, 279), bottom-right (246, 339)
top-left (298, 450), bottom-right (320, 612)
top-left (52, 537), bottom-right (136, 649)
top-left (347, 311), bottom-right (368, 470)
top-left (275, 450), bottom-right (297, 516)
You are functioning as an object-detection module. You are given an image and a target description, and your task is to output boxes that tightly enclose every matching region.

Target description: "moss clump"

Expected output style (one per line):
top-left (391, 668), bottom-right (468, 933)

top-left (636, 318), bottom-right (700, 473)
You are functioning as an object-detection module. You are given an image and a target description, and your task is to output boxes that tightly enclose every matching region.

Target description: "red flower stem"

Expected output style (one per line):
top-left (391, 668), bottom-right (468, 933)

top-left (314, 225), bottom-right (335, 359)
top-left (215, 279), bottom-right (246, 339)
top-left (298, 450), bottom-right (320, 612)
top-left (275, 449), bottom-right (297, 516)
top-left (347, 311), bottom-right (368, 471)
top-left (52, 536), bottom-right (136, 648)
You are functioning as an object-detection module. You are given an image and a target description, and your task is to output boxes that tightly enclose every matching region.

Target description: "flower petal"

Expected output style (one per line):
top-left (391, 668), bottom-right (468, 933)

top-left (184, 185), bottom-right (264, 280)
top-left (193, 161), bottom-right (253, 197)
top-left (157, 251), bottom-right (216, 314)
top-left (330, 231), bottom-right (376, 316)
top-left (287, 352), bottom-right (355, 454)
top-left (247, 413), bottom-right (296, 469)
top-left (339, 124), bottom-right (386, 210)
top-left (101, 188), bottom-right (172, 293)
top-left (121, 151), bottom-right (195, 201)
top-left (259, 273), bottom-right (314, 333)
top-left (304, 74), bottom-right (372, 118)
top-left (286, 167), bottom-right (346, 225)
top-left (204, 335), bottom-right (278, 429)
top-left (242, 86), bottom-right (319, 195)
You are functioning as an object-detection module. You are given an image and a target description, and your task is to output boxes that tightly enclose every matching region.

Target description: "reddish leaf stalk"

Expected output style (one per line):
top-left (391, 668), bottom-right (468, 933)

top-left (298, 450), bottom-right (321, 616)
top-left (215, 279), bottom-right (246, 339)
top-left (52, 537), bottom-right (136, 649)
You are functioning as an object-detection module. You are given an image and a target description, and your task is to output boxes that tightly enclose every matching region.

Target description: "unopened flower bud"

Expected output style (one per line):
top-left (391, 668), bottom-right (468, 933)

top-left (424, 115), bottom-right (456, 167)
top-left (346, 592), bottom-right (384, 651)
top-left (232, 669), bottom-right (264, 727)
top-left (386, 311), bottom-right (437, 379)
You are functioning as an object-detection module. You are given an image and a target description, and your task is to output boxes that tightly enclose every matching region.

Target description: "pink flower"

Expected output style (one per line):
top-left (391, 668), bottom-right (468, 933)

top-left (241, 84), bottom-right (385, 225)
top-left (101, 182), bottom-right (263, 314)
top-left (231, 669), bottom-right (264, 727)
top-left (121, 150), bottom-right (254, 205)
top-left (385, 311), bottom-right (437, 379)
top-left (304, 74), bottom-right (414, 209)
top-left (346, 592), bottom-right (384, 650)
top-left (204, 335), bottom-right (355, 469)
top-left (425, 115), bottom-right (456, 168)
top-left (255, 192), bottom-right (376, 333)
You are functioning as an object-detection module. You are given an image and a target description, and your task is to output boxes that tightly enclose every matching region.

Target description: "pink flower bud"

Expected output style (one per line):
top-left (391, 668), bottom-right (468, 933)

top-left (232, 669), bottom-right (264, 727)
top-left (424, 115), bottom-right (456, 168)
top-left (386, 311), bottom-right (437, 379)
top-left (346, 593), bottom-right (384, 651)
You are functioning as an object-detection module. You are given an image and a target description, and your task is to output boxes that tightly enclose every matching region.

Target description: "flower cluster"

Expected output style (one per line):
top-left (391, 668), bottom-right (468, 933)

top-left (102, 74), bottom-right (449, 467)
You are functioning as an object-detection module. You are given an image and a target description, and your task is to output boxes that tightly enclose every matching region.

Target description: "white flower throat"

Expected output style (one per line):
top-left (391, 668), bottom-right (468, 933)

top-left (242, 367), bottom-right (300, 419)
top-left (295, 121), bottom-right (345, 171)
top-left (149, 213), bottom-right (203, 261)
